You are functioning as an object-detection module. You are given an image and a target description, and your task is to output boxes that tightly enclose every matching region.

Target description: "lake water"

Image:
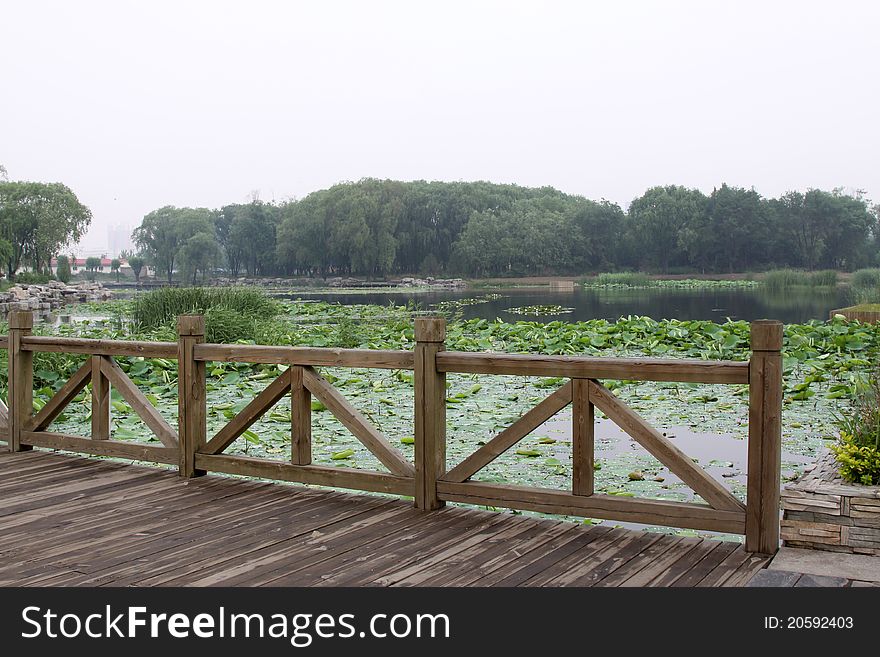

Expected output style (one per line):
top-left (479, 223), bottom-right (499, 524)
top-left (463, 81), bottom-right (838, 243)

top-left (281, 286), bottom-right (853, 324)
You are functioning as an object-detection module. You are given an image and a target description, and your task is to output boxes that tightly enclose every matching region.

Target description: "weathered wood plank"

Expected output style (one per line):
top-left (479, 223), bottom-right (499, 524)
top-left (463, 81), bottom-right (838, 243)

top-left (178, 315), bottom-right (206, 477)
top-left (22, 335), bottom-right (178, 358)
top-left (25, 359), bottom-right (92, 432)
top-left (90, 356), bottom-right (111, 440)
top-left (437, 480), bottom-right (746, 533)
top-left (8, 311), bottom-right (33, 453)
top-left (441, 382), bottom-right (572, 484)
top-left (746, 320), bottom-right (783, 554)
top-left (414, 318), bottom-right (446, 510)
top-left (436, 351), bottom-right (749, 383)
top-left (588, 380), bottom-right (744, 513)
top-left (202, 369), bottom-right (291, 455)
top-left (0, 452), bottom-right (766, 587)
top-left (303, 366), bottom-right (415, 477)
top-left (195, 453), bottom-right (414, 495)
top-left (290, 366), bottom-right (312, 465)
top-left (572, 378), bottom-right (593, 496)
top-left (194, 343), bottom-right (413, 370)
top-left (100, 356), bottom-right (179, 449)
top-left (20, 431), bottom-right (177, 464)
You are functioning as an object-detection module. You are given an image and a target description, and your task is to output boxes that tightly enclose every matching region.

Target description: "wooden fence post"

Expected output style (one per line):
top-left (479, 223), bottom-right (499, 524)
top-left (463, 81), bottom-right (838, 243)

top-left (178, 315), bottom-right (206, 477)
top-left (8, 311), bottom-right (33, 453)
top-left (745, 319), bottom-right (783, 554)
top-left (414, 317), bottom-right (446, 510)
top-left (91, 356), bottom-right (111, 440)
top-left (572, 378), bottom-right (594, 496)
top-left (290, 365), bottom-right (311, 465)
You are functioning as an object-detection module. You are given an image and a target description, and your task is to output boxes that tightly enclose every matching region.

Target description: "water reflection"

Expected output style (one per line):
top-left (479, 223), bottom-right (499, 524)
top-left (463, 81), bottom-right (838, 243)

top-left (279, 286), bottom-right (851, 324)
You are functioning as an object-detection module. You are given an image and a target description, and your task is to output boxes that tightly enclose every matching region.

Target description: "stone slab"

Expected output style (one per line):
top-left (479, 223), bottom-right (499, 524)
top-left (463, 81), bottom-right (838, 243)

top-left (768, 547), bottom-right (880, 583)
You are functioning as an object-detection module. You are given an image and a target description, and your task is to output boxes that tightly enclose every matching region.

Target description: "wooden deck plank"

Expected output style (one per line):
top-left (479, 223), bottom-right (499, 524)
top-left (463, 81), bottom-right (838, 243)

top-left (672, 540), bottom-right (741, 587)
top-left (647, 539), bottom-right (727, 587)
top-left (314, 508), bottom-right (503, 586)
top-left (412, 519), bottom-right (576, 587)
top-left (102, 492), bottom-right (387, 586)
top-left (0, 451), bottom-right (774, 587)
top-left (611, 536), bottom-right (703, 587)
top-left (591, 534), bottom-right (687, 587)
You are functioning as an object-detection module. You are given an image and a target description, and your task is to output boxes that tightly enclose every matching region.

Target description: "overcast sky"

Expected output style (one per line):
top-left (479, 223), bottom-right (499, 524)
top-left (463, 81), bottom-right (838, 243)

top-left (2, 0), bottom-right (878, 254)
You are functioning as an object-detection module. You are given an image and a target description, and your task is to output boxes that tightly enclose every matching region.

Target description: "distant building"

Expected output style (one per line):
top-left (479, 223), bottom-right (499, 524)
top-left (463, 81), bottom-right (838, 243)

top-left (50, 257), bottom-right (116, 273)
top-left (107, 224), bottom-right (134, 257)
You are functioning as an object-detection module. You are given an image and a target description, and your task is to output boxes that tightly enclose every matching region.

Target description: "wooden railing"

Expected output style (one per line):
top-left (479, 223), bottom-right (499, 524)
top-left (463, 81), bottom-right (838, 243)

top-left (0, 311), bottom-right (783, 554)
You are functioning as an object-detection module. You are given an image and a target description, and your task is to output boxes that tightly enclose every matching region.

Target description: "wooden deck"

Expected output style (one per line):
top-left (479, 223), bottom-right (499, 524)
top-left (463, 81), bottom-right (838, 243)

top-left (0, 450), bottom-right (771, 587)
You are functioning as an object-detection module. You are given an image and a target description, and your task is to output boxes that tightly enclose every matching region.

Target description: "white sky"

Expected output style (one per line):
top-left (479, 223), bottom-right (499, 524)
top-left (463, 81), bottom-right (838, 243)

top-left (2, 0), bottom-right (878, 253)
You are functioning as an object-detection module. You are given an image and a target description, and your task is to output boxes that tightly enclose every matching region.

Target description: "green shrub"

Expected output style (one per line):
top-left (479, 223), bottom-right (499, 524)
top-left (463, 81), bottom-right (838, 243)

top-left (131, 287), bottom-right (282, 335)
top-left (831, 436), bottom-right (880, 485)
top-left (832, 365), bottom-right (880, 484)
top-left (808, 270), bottom-right (838, 287)
top-left (15, 271), bottom-right (55, 284)
top-left (56, 255), bottom-right (72, 283)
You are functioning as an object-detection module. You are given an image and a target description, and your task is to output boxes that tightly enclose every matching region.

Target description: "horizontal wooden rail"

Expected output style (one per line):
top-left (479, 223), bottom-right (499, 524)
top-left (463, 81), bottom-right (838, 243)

top-left (21, 335), bottom-right (178, 358)
top-left (0, 336), bottom-right (7, 350)
top-left (194, 343), bottom-right (414, 369)
top-left (436, 480), bottom-right (746, 534)
top-left (195, 453), bottom-right (414, 496)
top-left (22, 431), bottom-right (178, 464)
top-left (436, 352), bottom-right (749, 384)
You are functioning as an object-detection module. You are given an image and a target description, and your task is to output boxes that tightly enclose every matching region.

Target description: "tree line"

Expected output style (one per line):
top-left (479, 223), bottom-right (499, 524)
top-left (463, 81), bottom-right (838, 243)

top-left (132, 180), bottom-right (879, 280)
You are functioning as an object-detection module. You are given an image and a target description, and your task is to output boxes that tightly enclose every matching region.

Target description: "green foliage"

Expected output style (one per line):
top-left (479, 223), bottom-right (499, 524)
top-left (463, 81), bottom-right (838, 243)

top-left (808, 270), bottom-right (838, 287)
top-left (0, 181), bottom-right (91, 278)
top-left (834, 367), bottom-right (880, 449)
top-left (202, 307), bottom-right (260, 343)
top-left (832, 363), bottom-right (880, 485)
top-left (762, 269), bottom-right (808, 292)
top-left (55, 254), bottom-right (72, 283)
top-left (831, 435), bottom-right (880, 485)
top-left (128, 255), bottom-right (145, 282)
top-left (332, 317), bottom-right (362, 349)
top-left (126, 180), bottom-right (878, 280)
top-left (179, 232), bottom-right (221, 284)
top-left (592, 272), bottom-right (651, 287)
top-left (763, 269), bottom-right (838, 291)
top-left (15, 271), bottom-right (54, 284)
top-left (851, 268), bottom-right (880, 289)
top-left (133, 206), bottom-right (216, 283)
top-left (131, 287), bottom-right (281, 335)
top-left (110, 258), bottom-right (121, 282)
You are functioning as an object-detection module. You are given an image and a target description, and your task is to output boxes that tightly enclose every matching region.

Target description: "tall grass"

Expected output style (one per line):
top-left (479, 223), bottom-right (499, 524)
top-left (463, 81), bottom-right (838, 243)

top-left (592, 272), bottom-right (651, 287)
top-left (851, 268), bottom-right (880, 290)
top-left (761, 269), bottom-right (805, 292)
top-left (848, 268), bottom-right (880, 305)
top-left (808, 270), bottom-right (838, 287)
top-left (132, 287), bottom-right (282, 341)
top-left (761, 269), bottom-right (838, 292)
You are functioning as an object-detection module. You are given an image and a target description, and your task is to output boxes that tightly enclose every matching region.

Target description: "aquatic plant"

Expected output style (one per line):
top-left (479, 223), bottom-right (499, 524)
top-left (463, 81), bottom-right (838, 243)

top-left (131, 286), bottom-right (282, 339)
top-left (505, 305), bottom-right (574, 316)
top-left (808, 270), bottom-right (838, 287)
top-left (591, 272), bottom-right (651, 287)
